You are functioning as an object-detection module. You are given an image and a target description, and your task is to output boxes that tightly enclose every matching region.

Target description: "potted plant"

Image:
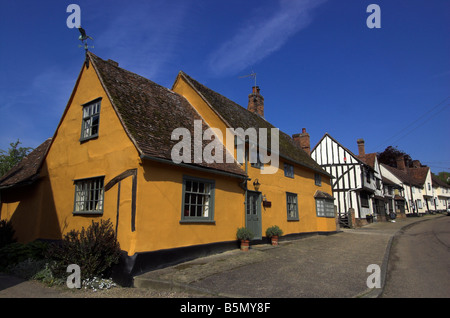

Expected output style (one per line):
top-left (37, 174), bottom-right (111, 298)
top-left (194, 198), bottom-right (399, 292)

top-left (236, 227), bottom-right (254, 251)
top-left (266, 225), bottom-right (283, 246)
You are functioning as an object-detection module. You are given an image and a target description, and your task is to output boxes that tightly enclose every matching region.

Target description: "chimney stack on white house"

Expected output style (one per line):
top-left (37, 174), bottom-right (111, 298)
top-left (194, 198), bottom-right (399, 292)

top-left (357, 139), bottom-right (365, 156)
top-left (396, 155), bottom-right (406, 170)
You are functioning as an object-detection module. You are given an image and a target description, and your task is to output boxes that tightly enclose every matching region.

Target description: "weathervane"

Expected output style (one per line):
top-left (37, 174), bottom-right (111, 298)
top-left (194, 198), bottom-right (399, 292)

top-left (77, 26), bottom-right (94, 67)
top-left (78, 26), bottom-right (93, 51)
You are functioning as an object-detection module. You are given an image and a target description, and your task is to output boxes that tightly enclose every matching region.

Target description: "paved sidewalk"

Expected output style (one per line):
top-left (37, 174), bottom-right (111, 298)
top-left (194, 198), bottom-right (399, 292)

top-left (133, 214), bottom-right (445, 298)
top-left (0, 214), bottom-right (444, 298)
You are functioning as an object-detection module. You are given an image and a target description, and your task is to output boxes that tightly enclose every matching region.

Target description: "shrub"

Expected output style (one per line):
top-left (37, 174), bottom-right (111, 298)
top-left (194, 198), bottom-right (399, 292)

top-left (46, 219), bottom-right (121, 281)
top-left (266, 225), bottom-right (283, 238)
top-left (0, 219), bottom-right (16, 249)
top-left (0, 240), bottom-right (48, 271)
top-left (236, 227), bottom-right (254, 241)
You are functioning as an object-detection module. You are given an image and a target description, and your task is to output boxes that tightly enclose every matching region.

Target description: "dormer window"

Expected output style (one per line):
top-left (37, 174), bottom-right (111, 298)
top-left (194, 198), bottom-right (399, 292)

top-left (80, 98), bottom-right (101, 141)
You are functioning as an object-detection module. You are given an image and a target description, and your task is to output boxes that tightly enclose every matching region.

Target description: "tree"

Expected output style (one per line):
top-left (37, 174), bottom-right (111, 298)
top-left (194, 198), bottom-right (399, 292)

top-left (377, 146), bottom-right (413, 168)
top-left (0, 140), bottom-right (33, 177)
top-left (437, 171), bottom-right (450, 185)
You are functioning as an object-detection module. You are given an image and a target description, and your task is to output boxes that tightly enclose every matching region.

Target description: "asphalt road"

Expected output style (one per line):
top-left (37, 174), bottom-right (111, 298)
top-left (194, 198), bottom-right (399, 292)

top-left (381, 216), bottom-right (450, 298)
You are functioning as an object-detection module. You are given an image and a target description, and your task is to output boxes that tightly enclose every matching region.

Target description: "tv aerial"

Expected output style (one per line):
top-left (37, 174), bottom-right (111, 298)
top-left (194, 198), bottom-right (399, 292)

top-left (239, 71), bottom-right (257, 88)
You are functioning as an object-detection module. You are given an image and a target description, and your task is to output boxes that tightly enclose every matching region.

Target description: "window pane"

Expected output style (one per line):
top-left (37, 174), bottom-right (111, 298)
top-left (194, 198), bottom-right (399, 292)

top-left (91, 115), bottom-right (99, 135)
top-left (182, 178), bottom-right (214, 220)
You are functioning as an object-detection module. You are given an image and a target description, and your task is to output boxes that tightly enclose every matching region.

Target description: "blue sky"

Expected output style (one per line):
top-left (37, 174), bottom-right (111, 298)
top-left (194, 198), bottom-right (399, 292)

top-left (0, 0), bottom-right (449, 173)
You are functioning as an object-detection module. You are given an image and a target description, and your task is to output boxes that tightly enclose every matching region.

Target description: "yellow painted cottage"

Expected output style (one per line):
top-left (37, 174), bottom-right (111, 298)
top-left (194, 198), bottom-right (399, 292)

top-left (0, 53), bottom-right (336, 284)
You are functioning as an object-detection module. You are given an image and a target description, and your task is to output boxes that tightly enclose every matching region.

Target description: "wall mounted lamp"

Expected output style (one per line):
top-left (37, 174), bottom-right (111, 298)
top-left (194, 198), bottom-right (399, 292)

top-left (253, 179), bottom-right (261, 192)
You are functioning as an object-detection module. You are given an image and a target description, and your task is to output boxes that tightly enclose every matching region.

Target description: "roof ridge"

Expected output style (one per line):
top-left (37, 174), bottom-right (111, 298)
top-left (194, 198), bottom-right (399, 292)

top-left (178, 72), bottom-right (330, 177)
top-left (87, 54), bottom-right (245, 177)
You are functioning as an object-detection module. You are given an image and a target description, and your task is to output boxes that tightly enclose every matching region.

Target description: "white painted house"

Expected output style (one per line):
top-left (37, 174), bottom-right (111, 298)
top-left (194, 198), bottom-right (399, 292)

top-left (380, 157), bottom-right (433, 215)
top-left (431, 174), bottom-right (450, 211)
top-left (311, 134), bottom-right (381, 225)
top-left (379, 163), bottom-right (411, 216)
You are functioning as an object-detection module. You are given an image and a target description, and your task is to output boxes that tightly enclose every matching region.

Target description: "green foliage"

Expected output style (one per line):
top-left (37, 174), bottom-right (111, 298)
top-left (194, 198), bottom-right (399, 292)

top-left (0, 139), bottom-right (33, 177)
top-left (377, 146), bottom-right (412, 168)
top-left (266, 225), bottom-right (283, 237)
top-left (0, 240), bottom-right (48, 271)
top-left (236, 227), bottom-right (254, 241)
top-left (0, 219), bottom-right (17, 249)
top-left (46, 219), bottom-right (121, 281)
top-left (437, 171), bottom-right (450, 185)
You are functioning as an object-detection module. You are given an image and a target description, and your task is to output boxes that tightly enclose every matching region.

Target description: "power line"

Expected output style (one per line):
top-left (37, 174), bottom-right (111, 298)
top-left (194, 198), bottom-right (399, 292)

top-left (387, 102), bottom-right (449, 147)
top-left (374, 96), bottom-right (450, 151)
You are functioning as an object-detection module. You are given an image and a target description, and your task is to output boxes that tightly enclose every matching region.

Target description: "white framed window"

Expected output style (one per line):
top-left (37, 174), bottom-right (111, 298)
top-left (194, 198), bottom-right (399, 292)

top-left (73, 176), bottom-right (104, 214)
top-left (181, 176), bottom-right (215, 223)
top-left (417, 199), bottom-right (423, 209)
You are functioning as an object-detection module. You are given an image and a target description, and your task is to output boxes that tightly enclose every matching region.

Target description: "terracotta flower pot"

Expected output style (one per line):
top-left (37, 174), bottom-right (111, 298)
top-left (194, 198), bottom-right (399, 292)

top-left (271, 236), bottom-right (279, 246)
top-left (240, 240), bottom-right (249, 251)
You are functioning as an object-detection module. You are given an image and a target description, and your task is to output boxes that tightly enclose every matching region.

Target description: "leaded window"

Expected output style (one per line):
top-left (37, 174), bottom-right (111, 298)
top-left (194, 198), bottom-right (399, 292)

top-left (73, 177), bottom-right (104, 214)
top-left (286, 192), bottom-right (299, 220)
top-left (316, 198), bottom-right (334, 217)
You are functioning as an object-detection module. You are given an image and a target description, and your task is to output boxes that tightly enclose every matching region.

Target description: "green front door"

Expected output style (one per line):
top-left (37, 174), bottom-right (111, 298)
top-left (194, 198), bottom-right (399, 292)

top-left (246, 191), bottom-right (262, 240)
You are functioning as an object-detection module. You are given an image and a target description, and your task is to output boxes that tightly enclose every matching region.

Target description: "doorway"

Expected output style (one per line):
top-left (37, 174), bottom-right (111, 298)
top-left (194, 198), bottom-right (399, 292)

top-left (246, 191), bottom-right (262, 240)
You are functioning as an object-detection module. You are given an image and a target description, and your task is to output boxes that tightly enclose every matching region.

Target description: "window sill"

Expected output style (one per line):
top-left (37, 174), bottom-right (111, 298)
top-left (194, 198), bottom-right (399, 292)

top-left (79, 135), bottom-right (99, 143)
top-left (179, 220), bottom-right (216, 225)
top-left (73, 211), bottom-right (103, 216)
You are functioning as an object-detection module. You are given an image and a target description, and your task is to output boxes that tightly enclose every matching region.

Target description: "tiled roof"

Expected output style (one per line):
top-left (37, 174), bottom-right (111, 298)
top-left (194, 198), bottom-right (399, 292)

top-left (0, 138), bottom-right (52, 189)
top-left (177, 71), bottom-right (331, 177)
top-left (381, 175), bottom-right (401, 187)
top-left (380, 163), bottom-right (426, 187)
top-left (431, 174), bottom-right (450, 189)
top-left (357, 153), bottom-right (377, 170)
top-left (88, 53), bottom-right (245, 178)
top-left (407, 166), bottom-right (430, 186)
top-left (314, 190), bottom-right (334, 200)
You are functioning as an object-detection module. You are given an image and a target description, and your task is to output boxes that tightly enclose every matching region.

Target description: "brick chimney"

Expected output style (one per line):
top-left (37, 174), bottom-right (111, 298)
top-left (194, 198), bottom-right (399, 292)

top-left (396, 155), bottom-right (406, 170)
top-left (292, 128), bottom-right (310, 155)
top-left (247, 86), bottom-right (264, 117)
top-left (357, 139), bottom-right (365, 156)
top-left (412, 160), bottom-right (421, 168)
